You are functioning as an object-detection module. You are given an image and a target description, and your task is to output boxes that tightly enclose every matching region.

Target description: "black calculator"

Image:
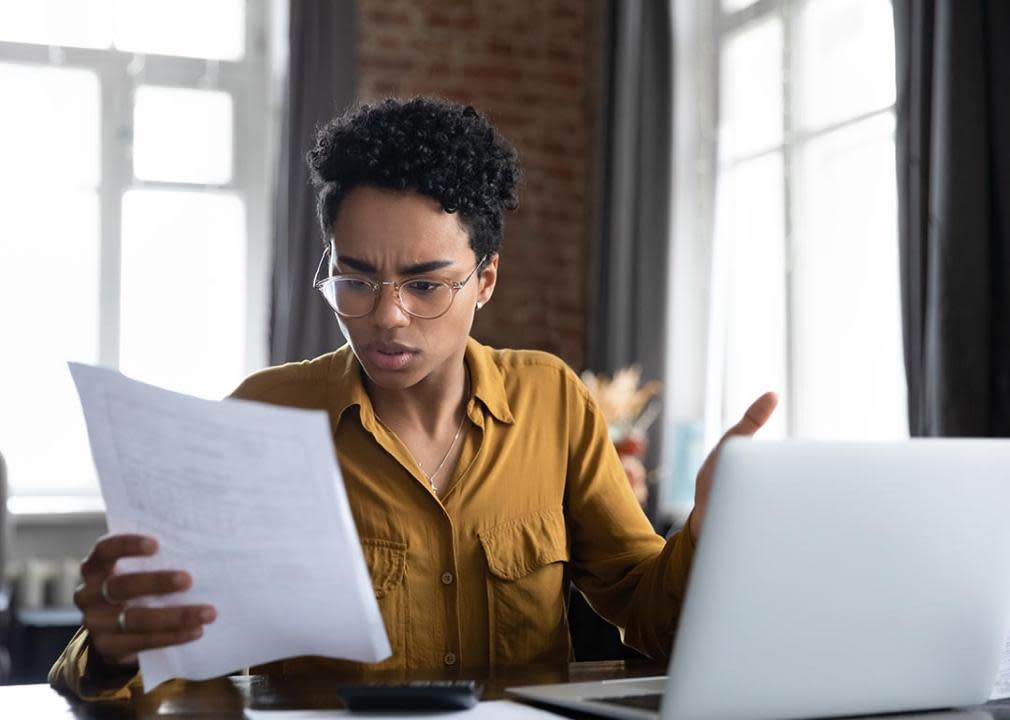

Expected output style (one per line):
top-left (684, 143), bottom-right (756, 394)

top-left (336, 680), bottom-right (482, 711)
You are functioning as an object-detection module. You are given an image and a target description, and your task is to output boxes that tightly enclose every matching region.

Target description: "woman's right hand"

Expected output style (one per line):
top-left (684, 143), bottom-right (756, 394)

top-left (74, 534), bottom-right (217, 667)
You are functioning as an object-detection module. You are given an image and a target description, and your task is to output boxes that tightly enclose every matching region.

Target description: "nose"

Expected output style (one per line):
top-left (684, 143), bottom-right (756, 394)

top-left (371, 283), bottom-right (410, 329)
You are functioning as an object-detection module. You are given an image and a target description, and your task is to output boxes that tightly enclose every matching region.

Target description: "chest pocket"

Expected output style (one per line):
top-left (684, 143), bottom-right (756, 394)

top-left (363, 538), bottom-right (406, 599)
top-left (361, 538), bottom-right (407, 669)
top-left (283, 537), bottom-right (407, 676)
top-left (479, 508), bottom-right (572, 666)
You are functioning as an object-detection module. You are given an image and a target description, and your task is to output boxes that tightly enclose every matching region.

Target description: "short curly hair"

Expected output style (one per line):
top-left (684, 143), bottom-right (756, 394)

top-left (306, 97), bottom-right (521, 259)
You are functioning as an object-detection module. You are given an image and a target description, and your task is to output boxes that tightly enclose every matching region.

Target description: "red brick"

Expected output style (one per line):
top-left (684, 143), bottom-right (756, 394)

top-left (355, 0), bottom-right (604, 369)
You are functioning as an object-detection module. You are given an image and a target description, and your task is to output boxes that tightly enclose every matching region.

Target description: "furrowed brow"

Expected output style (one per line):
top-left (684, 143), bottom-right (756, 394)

top-left (335, 256), bottom-right (456, 275)
top-left (400, 259), bottom-right (455, 275)
top-left (336, 256), bottom-right (377, 273)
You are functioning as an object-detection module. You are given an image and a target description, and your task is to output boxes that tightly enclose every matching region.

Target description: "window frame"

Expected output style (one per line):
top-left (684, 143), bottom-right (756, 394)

top-left (718, 0), bottom-right (898, 438)
top-left (662, 0), bottom-right (900, 516)
top-left (0, 2), bottom-right (274, 499)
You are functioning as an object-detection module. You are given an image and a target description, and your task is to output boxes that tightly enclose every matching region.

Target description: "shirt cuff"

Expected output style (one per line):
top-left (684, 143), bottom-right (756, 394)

top-left (49, 627), bottom-right (140, 702)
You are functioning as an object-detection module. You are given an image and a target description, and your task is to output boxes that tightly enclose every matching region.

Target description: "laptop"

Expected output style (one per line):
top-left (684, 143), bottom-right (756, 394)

top-left (509, 439), bottom-right (1010, 720)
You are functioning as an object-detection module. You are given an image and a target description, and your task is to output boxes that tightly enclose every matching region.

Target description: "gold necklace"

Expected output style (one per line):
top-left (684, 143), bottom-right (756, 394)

top-left (375, 372), bottom-right (469, 492)
top-left (424, 399), bottom-right (468, 489)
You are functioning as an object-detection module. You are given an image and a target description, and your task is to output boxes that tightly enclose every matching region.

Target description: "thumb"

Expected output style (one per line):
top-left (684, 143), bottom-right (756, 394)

top-left (726, 391), bottom-right (778, 438)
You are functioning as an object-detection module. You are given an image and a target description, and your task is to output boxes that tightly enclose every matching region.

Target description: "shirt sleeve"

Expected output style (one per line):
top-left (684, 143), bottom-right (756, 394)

top-left (48, 626), bottom-right (141, 701)
top-left (563, 373), bottom-right (697, 660)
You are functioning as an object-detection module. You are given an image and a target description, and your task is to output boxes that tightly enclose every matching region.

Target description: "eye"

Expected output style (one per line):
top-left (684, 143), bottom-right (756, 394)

top-left (338, 277), bottom-right (373, 293)
top-left (403, 279), bottom-right (443, 295)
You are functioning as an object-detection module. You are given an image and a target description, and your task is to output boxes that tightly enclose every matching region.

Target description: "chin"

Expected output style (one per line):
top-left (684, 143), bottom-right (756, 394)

top-left (365, 372), bottom-right (418, 391)
top-left (358, 358), bottom-right (427, 390)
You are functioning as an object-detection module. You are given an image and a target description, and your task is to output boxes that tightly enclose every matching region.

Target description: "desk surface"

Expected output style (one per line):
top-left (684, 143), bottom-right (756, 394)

top-left (4, 661), bottom-right (1010, 719)
top-left (0, 661), bottom-right (657, 718)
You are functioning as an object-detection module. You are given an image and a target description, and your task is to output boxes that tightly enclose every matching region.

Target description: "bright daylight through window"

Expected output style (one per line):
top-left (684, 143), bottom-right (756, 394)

top-left (0, 0), bottom-right (269, 499)
top-left (707, 0), bottom-right (906, 443)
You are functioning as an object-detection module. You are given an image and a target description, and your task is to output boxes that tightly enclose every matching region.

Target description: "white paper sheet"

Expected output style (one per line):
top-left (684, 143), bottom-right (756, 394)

top-left (243, 700), bottom-right (565, 718)
top-left (69, 362), bottom-right (391, 692)
top-left (991, 629), bottom-right (1010, 700)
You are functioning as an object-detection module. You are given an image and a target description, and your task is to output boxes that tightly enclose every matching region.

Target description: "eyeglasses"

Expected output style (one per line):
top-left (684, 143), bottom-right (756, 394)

top-left (313, 247), bottom-right (487, 319)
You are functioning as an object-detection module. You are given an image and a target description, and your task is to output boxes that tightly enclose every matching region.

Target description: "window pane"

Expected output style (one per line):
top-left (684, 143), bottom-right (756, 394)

top-left (793, 0), bottom-right (896, 131)
top-left (113, 0), bottom-right (245, 60)
top-left (719, 18), bottom-right (783, 162)
top-left (722, 0), bottom-right (760, 14)
top-left (0, 190), bottom-right (101, 495)
top-left (0, 63), bottom-right (100, 187)
top-left (133, 86), bottom-right (233, 184)
top-left (119, 189), bottom-right (246, 400)
top-left (0, 0), bottom-right (113, 49)
top-left (0, 60), bottom-right (101, 495)
top-left (791, 113), bottom-right (907, 439)
top-left (709, 153), bottom-right (788, 442)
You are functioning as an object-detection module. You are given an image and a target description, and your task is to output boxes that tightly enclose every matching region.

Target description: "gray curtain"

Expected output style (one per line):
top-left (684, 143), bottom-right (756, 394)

top-left (571, 6), bottom-right (675, 660)
top-left (270, 1), bottom-right (356, 364)
top-left (588, 0), bottom-right (673, 527)
top-left (589, 0), bottom-right (673, 384)
top-left (893, 0), bottom-right (1010, 436)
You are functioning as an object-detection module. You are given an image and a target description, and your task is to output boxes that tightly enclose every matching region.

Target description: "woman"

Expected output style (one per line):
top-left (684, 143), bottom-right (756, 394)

top-left (50, 97), bottom-right (776, 700)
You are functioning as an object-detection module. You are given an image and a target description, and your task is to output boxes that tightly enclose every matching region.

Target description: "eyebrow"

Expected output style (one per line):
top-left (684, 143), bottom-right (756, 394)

top-left (336, 256), bottom-right (456, 276)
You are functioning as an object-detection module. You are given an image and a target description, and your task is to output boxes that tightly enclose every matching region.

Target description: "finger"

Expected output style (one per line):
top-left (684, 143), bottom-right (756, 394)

top-left (85, 604), bottom-right (216, 634)
top-left (104, 571), bottom-right (191, 604)
top-left (726, 391), bottom-right (778, 438)
top-left (74, 580), bottom-right (117, 611)
top-left (80, 535), bottom-right (158, 582)
top-left (93, 627), bottom-right (205, 665)
top-left (75, 570), bottom-right (190, 611)
top-left (125, 605), bottom-right (216, 633)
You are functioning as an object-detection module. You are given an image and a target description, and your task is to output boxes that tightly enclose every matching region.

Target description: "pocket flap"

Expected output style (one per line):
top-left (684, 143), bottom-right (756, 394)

top-left (361, 538), bottom-right (406, 598)
top-left (479, 508), bottom-right (569, 581)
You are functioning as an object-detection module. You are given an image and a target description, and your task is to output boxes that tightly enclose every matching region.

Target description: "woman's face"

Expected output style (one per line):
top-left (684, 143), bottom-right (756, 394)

top-left (328, 186), bottom-right (498, 391)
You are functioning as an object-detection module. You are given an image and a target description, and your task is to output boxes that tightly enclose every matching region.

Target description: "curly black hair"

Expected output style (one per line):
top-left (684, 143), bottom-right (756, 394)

top-left (306, 97), bottom-right (521, 260)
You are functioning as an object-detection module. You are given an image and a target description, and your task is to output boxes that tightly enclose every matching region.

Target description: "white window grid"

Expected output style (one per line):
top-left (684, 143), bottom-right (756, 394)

top-left (0, 3), bottom-right (272, 381)
top-left (0, 3), bottom-right (275, 500)
top-left (661, 0), bottom-right (901, 515)
top-left (716, 0), bottom-right (897, 437)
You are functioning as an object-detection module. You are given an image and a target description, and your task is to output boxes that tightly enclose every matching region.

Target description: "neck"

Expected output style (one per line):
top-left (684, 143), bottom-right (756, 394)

top-left (367, 352), bottom-right (469, 436)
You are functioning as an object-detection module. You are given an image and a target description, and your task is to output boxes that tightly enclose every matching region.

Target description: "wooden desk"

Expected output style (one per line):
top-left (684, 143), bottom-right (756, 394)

top-left (5, 661), bottom-right (1010, 719)
top-left (0, 660), bottom-right (662, 718)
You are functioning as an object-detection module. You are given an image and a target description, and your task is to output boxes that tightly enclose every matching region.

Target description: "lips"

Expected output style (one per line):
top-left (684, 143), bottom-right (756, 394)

top-left (366, 343), bottom-right (419, 371)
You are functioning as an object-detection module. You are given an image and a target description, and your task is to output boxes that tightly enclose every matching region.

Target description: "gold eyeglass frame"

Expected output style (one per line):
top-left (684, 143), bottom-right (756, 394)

top-left (313, 247), bottom-right (487, 319)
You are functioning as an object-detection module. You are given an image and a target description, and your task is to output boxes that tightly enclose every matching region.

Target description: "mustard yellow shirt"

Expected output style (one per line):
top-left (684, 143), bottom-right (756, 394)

top-left (50, 339), bottom-right (695, 700)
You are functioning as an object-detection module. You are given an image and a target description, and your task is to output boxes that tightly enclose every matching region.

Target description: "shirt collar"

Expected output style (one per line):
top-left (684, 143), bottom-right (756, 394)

top-left (326, 338), bottom-right (515, 426)
top-left (327, 345), bottom-right (372, 426)
top-left (465, 337), bottom-right (515, 425)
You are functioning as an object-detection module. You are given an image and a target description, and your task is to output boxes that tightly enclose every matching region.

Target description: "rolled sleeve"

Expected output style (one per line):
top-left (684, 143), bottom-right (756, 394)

top-left (49, 627), bottom-right (140, 701)
top-left (563, 374), bottom-right (697, 659)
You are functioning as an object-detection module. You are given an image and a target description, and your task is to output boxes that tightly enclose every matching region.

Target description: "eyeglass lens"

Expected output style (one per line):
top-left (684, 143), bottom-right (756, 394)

top-left (320, 278), bottom-right (456, 319)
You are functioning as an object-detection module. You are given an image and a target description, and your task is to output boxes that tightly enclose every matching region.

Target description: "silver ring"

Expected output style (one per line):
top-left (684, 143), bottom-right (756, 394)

top-left (117, 608), bottom-right (129, 633)
top-left (101, 577), bottom-right (117, 605)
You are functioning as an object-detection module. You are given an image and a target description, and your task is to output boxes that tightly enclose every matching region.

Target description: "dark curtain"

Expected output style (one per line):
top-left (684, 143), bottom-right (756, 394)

top-left (588, 0), bottom-right (674, 520)
top-left (589, 0), bottom-right (673, 384)
top-left (270, 1), bottom-right (356, 364)
top-left (893, 0), bottom-right (1010, 436)
top-left (569, 0), bottom-right (675, 662)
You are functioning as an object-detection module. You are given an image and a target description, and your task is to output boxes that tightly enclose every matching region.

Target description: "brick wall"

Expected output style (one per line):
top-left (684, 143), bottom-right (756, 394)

top-left (355, 0), bottom-right (607, 371)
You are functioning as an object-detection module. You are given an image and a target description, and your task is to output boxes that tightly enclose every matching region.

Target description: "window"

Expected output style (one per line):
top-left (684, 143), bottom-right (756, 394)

top-left (0, 0), bottom-right (273, 498)
top-left (663, 0), bottom-right (906, 513)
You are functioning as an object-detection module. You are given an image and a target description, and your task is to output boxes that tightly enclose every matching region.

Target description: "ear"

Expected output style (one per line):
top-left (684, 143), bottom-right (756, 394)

top-left (476, 253), bottom-right (499, 307)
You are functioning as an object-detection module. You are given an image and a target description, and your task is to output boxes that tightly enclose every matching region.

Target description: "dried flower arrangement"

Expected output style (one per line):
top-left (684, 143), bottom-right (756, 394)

top-left (580, 366), bottom-right (662, 506)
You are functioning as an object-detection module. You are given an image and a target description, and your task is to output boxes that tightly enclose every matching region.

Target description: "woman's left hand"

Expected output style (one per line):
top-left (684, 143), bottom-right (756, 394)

top-left (688, 392), bottom-right (778, 542)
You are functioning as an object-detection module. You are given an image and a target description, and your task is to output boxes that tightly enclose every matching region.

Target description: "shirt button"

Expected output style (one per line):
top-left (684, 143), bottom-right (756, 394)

top-left (443, 652), bottom-right (457, 666)
top-left (441, 572), bottom-right (454, 585)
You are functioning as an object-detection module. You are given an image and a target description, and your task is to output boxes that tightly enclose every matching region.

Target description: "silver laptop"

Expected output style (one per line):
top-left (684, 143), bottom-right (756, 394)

top-left (509, 439), bottom-right (1010, 720)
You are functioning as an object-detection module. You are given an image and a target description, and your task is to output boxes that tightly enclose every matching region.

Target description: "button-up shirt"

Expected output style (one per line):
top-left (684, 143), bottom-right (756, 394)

top-left (49, 338), bottom-right (695, 700)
